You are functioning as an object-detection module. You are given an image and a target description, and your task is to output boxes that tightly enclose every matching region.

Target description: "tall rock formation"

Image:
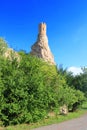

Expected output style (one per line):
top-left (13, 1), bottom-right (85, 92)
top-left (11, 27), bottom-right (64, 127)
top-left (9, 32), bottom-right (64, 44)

top-left (30, 23), bottom-right (55, 64)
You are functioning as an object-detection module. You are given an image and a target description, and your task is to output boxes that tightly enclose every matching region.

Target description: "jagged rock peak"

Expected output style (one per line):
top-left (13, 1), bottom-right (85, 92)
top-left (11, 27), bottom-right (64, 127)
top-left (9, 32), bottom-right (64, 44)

top-left (30, 22), bottom-right (55, 65)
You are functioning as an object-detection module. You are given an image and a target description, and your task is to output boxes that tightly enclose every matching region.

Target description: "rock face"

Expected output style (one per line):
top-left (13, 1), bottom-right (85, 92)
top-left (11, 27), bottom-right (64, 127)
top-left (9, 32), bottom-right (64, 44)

top-left (4, 48), bottom-right (20, 61)
top-left (60, 105), bottom-right (68, 115)
top-left (30, 23), bottom-right (55, 64)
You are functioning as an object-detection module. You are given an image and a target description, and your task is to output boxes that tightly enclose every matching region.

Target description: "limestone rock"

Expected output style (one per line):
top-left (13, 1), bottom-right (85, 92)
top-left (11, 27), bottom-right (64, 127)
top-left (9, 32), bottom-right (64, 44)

top-left (60, 105), bottom-right (68, 115)
top-left (4, 48), bottom-right (20, 61)
top-left (30, 23), bottom-right (55, 65)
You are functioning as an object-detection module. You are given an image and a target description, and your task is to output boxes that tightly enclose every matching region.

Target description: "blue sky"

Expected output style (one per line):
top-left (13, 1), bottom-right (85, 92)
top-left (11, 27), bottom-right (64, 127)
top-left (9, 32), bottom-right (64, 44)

top-left (0, 0), bottom-right (87, 70)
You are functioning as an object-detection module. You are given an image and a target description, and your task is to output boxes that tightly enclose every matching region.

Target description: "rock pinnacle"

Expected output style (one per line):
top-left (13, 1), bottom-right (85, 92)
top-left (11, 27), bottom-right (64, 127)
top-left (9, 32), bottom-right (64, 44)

top-left (30, 23), bottom-right (55, 65)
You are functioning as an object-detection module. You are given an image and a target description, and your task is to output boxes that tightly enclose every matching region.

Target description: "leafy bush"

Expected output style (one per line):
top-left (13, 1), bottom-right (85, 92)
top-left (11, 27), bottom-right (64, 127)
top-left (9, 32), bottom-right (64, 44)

top-left (0, 40), bottom-right (85, 126)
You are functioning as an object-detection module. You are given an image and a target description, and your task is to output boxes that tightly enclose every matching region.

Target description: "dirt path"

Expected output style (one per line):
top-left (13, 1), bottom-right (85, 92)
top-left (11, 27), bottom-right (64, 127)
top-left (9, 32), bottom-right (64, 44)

top-left (33, 114), bottom-right (87, 130)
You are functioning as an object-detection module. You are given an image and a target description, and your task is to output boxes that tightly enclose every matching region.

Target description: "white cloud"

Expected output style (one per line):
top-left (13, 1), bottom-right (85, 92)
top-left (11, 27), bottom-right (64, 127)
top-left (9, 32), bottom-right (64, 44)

top-left (67, 66), bottom-right (83, 75)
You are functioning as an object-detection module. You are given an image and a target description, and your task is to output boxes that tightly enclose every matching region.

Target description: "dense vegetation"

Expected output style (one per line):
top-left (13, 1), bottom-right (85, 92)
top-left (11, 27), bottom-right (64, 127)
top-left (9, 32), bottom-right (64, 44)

top-left (0, 38), bottom-right (86, 126)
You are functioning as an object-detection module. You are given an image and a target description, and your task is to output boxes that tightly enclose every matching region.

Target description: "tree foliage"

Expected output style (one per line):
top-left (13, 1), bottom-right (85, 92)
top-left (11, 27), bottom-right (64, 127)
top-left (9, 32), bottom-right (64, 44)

top-left (66, 67), bottom-right (87, 97)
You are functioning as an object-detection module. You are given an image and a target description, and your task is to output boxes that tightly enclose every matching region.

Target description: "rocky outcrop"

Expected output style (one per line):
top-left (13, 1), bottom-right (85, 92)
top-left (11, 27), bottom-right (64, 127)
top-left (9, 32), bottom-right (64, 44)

top-left (60, 105), bottom-right (68, 115)
top-left (30, 23), bottom-right (55, 65)
top-left (4, 48), bottom-right (20, 61)
top-left (0, 38), bottom-right (20, 61)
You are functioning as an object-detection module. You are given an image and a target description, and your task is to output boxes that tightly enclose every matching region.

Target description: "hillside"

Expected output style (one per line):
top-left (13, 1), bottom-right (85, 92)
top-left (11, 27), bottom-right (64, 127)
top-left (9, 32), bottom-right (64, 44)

top-left (0, 37), bottom-right (86, 127)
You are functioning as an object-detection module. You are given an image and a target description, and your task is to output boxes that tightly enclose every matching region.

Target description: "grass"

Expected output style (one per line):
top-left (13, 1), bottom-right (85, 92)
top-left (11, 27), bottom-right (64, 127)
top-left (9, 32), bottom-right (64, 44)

top-left (1, 102), bottom-right (87, 130)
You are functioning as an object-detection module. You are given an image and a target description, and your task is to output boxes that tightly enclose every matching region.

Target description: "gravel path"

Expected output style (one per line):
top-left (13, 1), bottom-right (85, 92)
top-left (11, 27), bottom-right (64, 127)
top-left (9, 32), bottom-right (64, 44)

top-left (33, 114), bottom-right (87, 130)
